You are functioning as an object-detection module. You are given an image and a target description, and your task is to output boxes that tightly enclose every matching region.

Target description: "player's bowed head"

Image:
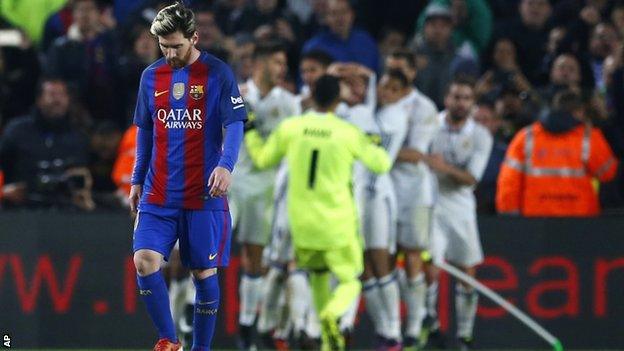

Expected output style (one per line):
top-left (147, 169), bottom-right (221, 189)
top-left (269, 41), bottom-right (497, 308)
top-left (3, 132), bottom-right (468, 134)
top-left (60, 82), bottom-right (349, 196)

top-left (150, 1), bottom-right (200, 69)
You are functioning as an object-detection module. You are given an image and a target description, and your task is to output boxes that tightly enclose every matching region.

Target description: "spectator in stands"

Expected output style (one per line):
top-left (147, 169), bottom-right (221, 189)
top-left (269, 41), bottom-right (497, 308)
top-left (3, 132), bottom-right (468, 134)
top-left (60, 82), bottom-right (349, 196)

top-left (89, 121), bottom-right (121, 208)
top-left (193, 3), bottom-right (229, 60)
top-left (232, 0), bottom-right (302, 42)
top-left (288, 0), bottom-right (328, 39)
top-left (0, 77), bottom-right (94, 210)
top-left (495, 0), bottom-right (553, 85)
top-left (611, 3), bottom-right (624, 38)
top-left (411, 3), bottom-right (479, 109)
top-left (235, 0), bottom-right (303, 75)
top-left (45, 0), bottom-right (122, 127)
top-left (41, 1), bottom-right (73, 52)
top-left (230, 34), bottom-right (256, 82)
top-left (415, 0), bottom-right (493, 57)
top-left (378, 26), bottom-right (407, 61)
top-left (302, 0), bottom-right (380, 74)
top-left (497, 89), bottom-right (618, 217)
top-left (476, 38), bottom-right (532, 99)
top-left (117, 22), bottom-right (159, 124)
top-left (492, 83), bottom-right (538, 142)
top-left (588, 22), bottom-right (620, 92)
top-left (474, 97), bottom-right (507, 214)
top-left (539, 53), bottom-right (582, 104)
top-left (213, 0), bottom-right (249, 36)
top-left (538, 26), bottom-right (567, 83)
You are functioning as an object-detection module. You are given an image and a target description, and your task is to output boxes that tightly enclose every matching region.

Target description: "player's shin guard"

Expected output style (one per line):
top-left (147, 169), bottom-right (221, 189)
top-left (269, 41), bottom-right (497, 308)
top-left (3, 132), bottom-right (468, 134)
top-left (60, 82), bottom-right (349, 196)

top-left (402, 273), bottom-right (426, 338)
top-left (287, 270), bottom-right (311, 336)
top-left (362, 278), bottom-right (386, 336)
top-left (455, 284), bottom-right (478, 338)
top-left (192, 274), bottom-right (220, 350)
top-left (426, 281), bottom-right (439, 321)
top-left (257, 267), bottom-right (285, 334)
top-left (379, 273), bottom-right (401, 341)
top-left (137, 270), bottom-right (178, 342)
top-left (239, 273), bottom-right (263, 326)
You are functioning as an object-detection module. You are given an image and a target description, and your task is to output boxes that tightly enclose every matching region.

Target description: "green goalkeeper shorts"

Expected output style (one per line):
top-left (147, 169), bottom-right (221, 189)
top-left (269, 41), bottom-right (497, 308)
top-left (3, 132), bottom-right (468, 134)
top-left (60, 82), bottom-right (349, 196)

top-left (294, 238), bottom-right (363, 281)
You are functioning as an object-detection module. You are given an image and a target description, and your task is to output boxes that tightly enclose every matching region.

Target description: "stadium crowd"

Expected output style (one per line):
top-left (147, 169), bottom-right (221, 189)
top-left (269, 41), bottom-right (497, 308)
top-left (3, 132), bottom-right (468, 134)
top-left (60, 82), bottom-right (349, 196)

top-left (0, 0), bottom-right (623, 214)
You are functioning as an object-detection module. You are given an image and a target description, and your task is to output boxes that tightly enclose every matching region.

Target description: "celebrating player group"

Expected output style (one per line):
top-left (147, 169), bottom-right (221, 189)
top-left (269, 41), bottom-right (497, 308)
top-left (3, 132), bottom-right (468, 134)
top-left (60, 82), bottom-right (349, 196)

top-left (129, 3), bottom-right (491, 351)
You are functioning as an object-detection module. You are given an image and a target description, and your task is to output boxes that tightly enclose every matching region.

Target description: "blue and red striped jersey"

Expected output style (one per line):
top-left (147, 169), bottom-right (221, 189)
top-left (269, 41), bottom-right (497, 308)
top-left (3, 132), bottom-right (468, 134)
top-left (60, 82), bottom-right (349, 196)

top-left (133, 51), bottom-right (246, 210)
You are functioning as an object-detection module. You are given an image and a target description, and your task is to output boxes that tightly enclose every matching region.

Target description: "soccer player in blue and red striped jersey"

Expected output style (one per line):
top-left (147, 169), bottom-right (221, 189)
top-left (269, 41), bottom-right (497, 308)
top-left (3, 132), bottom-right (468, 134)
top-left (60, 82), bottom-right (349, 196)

top-left (129, 3), bottom-right (246, 350)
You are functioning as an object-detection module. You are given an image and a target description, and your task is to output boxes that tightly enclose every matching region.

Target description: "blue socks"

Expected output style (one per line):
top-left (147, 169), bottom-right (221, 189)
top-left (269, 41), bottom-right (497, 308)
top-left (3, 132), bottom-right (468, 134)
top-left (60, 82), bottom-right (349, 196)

top-left (192, 274), bottom-right (220, 351)
top-left (137, 270), bottom-right (177, 342)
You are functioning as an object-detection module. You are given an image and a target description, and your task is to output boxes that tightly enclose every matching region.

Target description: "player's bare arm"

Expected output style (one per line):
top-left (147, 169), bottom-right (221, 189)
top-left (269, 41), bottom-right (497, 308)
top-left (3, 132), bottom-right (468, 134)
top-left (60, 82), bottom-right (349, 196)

top-left (425, 154), bottom-right (476, 186)
top-left (396, 147), bottom-right (426, 164)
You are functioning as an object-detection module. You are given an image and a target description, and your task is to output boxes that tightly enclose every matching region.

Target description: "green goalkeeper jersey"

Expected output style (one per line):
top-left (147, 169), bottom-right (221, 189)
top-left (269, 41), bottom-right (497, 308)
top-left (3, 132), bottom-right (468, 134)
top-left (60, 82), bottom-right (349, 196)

top-left (245, 111), bottom-right (391, 250)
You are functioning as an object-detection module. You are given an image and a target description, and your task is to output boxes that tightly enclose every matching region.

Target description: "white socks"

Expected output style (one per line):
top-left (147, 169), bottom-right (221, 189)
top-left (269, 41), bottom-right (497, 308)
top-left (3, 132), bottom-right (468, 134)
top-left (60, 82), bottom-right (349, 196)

top-left (378, 273), bottom-right (401, 341)
top-left (400, 272), bottom-right (426, 338)
top-left (363, 274), bottom-right (401, 341)
top-left (426, 281), bottom-right (439, 321)
top-left (257, 267), bottom-right (285, 334)
top-left (287, 270), bottom-right (310, 336)
top-left (363, 278), bottom-right (386, 335)
top-left (239, 274), bottom-right (264, 326)
top-left (455, 284), bottom-right (478, 338)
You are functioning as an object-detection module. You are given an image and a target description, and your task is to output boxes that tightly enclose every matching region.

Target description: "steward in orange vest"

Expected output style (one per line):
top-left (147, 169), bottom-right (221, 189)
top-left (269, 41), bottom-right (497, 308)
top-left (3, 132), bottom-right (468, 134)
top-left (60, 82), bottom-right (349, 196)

top-left (496, 90), bottom-right (618, 216)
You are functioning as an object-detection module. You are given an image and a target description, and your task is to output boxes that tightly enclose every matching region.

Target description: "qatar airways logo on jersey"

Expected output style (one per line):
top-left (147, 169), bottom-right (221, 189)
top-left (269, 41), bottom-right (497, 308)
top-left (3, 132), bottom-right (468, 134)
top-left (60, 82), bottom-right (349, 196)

top-left (156, 108), bottom-right (203, 129)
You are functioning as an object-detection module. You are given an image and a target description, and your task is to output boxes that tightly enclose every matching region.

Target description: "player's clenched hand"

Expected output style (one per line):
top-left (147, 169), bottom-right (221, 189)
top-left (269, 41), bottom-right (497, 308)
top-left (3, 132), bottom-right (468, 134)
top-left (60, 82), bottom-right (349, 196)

top-left (208, 166), bottom-right (231, 198)
top-left (128, 184), bottom-right (142, 213)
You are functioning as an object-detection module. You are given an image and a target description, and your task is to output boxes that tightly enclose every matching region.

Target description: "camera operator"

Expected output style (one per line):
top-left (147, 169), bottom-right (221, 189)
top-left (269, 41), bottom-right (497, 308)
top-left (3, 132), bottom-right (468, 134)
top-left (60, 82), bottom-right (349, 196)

top-left (0, 77), bottom-right (94, 210)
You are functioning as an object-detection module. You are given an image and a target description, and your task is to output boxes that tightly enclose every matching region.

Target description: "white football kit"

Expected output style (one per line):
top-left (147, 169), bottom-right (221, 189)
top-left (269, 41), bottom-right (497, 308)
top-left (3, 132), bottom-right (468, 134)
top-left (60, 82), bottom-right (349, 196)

top-left (344, 101), bottom-right (407, 253)
top-left (429, 113), bottom-right (492, 267)
top-left (391, 89), bottom-right (439, 249)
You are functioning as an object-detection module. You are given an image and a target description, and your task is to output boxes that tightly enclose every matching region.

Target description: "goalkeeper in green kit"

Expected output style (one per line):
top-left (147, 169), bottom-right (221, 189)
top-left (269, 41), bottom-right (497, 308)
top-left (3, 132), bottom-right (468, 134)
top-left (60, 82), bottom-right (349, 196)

top-left (244, 75), bottom-right (391, 350)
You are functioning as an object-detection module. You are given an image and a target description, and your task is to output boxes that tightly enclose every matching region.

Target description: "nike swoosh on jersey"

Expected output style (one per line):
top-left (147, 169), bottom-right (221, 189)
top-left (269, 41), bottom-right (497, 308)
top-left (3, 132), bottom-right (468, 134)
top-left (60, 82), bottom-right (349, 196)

top-left (197, 300), bottom-right (218, 305)
top-left (209, 253), bottom-right (218, 260)
top-left (154, 90), bottom-right (169, 97)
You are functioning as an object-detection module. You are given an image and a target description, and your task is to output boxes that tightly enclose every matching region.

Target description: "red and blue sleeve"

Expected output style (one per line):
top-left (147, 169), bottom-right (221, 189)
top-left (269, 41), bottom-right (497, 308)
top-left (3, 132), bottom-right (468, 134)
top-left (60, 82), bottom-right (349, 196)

top-left (219, 65), bottom-right (247, 126)
top-left (130, 127), bottom-right (152, 185)
top-left (133, 71), bottom-right (153, 130)
top-left (217, 121), bottom-right (243, 172)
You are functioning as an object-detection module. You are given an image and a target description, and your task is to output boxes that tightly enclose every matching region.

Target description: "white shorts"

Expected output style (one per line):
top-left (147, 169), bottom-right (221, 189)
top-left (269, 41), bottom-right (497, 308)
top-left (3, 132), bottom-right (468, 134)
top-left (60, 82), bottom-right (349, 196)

top-left (230, 184), bottom-right (274, 246)
top-left (263, 182), bottom-right (294, 265)
top-left (430, 209), bottom-right (483, 267)
top-left (357, 188), bottom-right (397, 253)
top-left (397, 205), bottom-right (432, 250)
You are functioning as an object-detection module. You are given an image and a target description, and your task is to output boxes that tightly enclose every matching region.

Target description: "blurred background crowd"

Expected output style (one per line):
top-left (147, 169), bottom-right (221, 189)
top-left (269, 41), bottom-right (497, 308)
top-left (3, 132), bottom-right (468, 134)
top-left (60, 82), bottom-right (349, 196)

top-left (1, 0), bottom-right (624, 215)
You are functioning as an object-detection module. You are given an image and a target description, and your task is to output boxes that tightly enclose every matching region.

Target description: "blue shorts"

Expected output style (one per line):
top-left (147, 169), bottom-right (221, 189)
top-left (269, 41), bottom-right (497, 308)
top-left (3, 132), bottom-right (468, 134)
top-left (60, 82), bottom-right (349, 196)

top-left (133, 203), bottom-right (232, 269)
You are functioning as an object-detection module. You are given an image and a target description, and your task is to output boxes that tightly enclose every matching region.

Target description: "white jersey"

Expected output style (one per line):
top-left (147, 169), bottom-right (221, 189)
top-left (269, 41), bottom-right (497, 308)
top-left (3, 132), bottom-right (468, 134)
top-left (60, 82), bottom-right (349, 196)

top-left (429, 113), bottom-right (493, 214)
top-left (349, 102), bottom-right (409, 190)
top-left (339, 100), bottom-right (406, 252)
top-left (233, 79), bottom-right (301, 193)
top-left (391, 89), bottom-right (440, 207)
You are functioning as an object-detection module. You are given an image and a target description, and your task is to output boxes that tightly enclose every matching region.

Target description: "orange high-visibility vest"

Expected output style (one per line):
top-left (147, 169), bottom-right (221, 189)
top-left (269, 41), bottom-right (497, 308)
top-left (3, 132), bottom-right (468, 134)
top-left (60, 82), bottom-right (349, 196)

top-left (496, 122), bottom-right (618, 217)
top-left (111, 125), bottom-right (137, 197)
